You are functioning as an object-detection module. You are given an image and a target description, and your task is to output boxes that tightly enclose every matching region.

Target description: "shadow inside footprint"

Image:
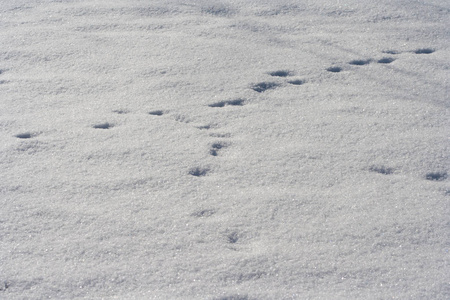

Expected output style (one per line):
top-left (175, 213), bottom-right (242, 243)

top-left (0, 281), bottom-right (10, 292)
top-left (369, 166), bottom-right (394, 175)
top-left (251, 82), bottom-right (280, 93)
top-left (268, 70), bottom-right (293, 77)
top-left (377, 57), bottom-right (395, 64)
top-left (327, 67), bottom-right (342, 73)
top-left (15, 132), bottom-right (33, 139)
top-left (349, 59), bottom-right (371, 66)
top-left (93, 123), bottom-right (112, 129)
top-left (149, 110), bottom-right (164, 116)
top-left (414, 48), bottom-right (434, 54)
top-left (197, 124), bottom-right (212, 130)
top-left (227, 232), bottom-right (239, 244)
top-left (189, 167), bottom-right (209, 177)
top-left (288, 79), bottom-right (304, 85)
top-left (425, 172), bottom-right (447, 181)
top-left (209, 99), bottom-right (244, 108)
top-left (210, 142), bottom-right (226, 156)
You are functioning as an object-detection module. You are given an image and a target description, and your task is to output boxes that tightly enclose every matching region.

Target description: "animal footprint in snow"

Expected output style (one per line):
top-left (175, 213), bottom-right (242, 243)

top-left (268, 70), bottom-right (305, 86)
top-left (209, 132), bottom-right (231, 138)
top-left (208, 99), bottom-right (245, 108)
top-left (251, 82), bottom-right (280, 92)
top-left (210, 141), bottom-right (227, 156)
top-left (173, 114), bottom-right (193, 124)
top-left (382, 48), bottom-right (434, 56)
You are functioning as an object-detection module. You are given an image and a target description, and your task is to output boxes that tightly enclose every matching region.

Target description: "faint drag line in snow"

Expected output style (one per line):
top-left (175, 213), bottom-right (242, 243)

top-left (316, 37), bottom-right (368, 59)
top-left (367, 63), bottom-right (448, 107)
top-left (212, 294), bottom-right (251, 300)
top-left (191, 209), bottom-right (215, 218)
top-left (200, 3), bottom-right (237, 17)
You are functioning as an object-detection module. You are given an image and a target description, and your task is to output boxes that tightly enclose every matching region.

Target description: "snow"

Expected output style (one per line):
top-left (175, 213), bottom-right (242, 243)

top-left (1, 0), bottom-right (449, 299)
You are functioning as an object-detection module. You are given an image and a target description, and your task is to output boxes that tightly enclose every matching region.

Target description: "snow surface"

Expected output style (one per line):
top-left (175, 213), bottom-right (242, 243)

top-left (1, 0), bottom-right (449, 299)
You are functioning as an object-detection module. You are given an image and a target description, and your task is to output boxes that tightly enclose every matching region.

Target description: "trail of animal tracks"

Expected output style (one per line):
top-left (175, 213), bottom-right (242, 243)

top-left (1, 0), bottom-right (449, 299)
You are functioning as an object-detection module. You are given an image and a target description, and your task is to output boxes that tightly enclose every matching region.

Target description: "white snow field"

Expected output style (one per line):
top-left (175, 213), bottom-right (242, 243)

top-left (1, 0), bottom-right (449, 299)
